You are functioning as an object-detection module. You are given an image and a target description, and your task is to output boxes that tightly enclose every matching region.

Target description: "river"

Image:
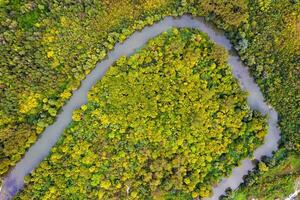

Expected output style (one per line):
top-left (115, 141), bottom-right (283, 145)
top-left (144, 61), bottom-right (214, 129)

top-left (0, 15), bottom-right (281, 200)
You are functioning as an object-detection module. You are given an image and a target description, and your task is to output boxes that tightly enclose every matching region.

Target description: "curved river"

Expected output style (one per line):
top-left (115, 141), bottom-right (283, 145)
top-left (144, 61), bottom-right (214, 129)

top-left (0, 15), bottom-right (280, 200)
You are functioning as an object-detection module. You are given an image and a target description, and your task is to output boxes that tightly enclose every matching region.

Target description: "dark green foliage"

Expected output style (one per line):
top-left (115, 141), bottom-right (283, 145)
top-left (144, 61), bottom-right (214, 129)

top-left (224, 151), bottom-right (300, 199)
top-left (223, 0), bottom-right (300, 152)
top-left (194, 0), bottom-right (300, 198)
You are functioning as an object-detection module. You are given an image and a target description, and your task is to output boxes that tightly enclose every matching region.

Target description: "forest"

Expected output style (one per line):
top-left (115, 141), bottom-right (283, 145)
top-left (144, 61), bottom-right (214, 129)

top-left (224, 150), bottom-right (300, 199)
top-left (1, 0), bottom-right (299, 199)
top-left (16, 28), bottom-right (267, 199)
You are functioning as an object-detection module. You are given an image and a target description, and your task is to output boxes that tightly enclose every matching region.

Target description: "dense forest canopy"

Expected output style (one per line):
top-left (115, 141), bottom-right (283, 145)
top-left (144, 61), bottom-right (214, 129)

top-left (0, 0), bottom-right (179, 176)
top-left (225, 151), bottom-right (300, 199)
top-left (0, 0), bottom-right (299, 198)
top-left (16, 28), bottom-right (267, 199)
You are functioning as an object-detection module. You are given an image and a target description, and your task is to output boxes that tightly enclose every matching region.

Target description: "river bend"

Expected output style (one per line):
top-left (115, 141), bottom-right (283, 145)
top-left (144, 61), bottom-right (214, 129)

top-left (0, 15), bottom-right (281, 200)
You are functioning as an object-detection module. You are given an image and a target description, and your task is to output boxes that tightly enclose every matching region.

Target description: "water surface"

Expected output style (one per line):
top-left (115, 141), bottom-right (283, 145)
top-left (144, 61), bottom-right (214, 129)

top-left (0, 15), bottom-right (280, 200)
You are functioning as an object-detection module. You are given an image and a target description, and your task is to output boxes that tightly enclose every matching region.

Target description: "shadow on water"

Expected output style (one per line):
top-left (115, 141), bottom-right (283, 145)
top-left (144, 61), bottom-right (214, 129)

top-left (0, 15), bottom-right (280, 200)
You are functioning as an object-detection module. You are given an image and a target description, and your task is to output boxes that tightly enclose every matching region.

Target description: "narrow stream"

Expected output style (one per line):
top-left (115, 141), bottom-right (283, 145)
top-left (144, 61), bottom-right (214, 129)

top-left (0, 15), bottom-right (280, 200)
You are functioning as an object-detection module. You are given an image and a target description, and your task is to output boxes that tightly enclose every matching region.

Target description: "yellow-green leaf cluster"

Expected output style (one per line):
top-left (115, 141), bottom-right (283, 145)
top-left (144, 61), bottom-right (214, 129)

top-left (17, 28), bottom-right (267, 199)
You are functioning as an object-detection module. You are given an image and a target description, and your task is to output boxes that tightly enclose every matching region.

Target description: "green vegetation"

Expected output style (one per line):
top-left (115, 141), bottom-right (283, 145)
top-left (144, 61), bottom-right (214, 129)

top-left (229, 0), bottom-right (300, 152)
top-left (0, 0), bottom-right (253, 179)
top-left (217, 1), bottom-right (300, 197)
top-left (0, 0), bottom-right (182, 176)
top-left (16, 28), bottom-right (267, 199)
top-left (225, 151), bottom-right (300, 200)
top-left (1, 0), bottom-right (299, 198)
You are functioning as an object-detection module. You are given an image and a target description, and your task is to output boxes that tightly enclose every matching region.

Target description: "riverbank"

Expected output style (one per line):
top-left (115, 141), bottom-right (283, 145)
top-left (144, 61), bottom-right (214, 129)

top-left (0, 15), bottom-right (280, 200)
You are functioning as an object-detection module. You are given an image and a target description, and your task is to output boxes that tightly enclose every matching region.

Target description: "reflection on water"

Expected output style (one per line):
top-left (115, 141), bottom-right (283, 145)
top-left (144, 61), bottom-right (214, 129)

top-left (0, 15), bottom-right (280, 200)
